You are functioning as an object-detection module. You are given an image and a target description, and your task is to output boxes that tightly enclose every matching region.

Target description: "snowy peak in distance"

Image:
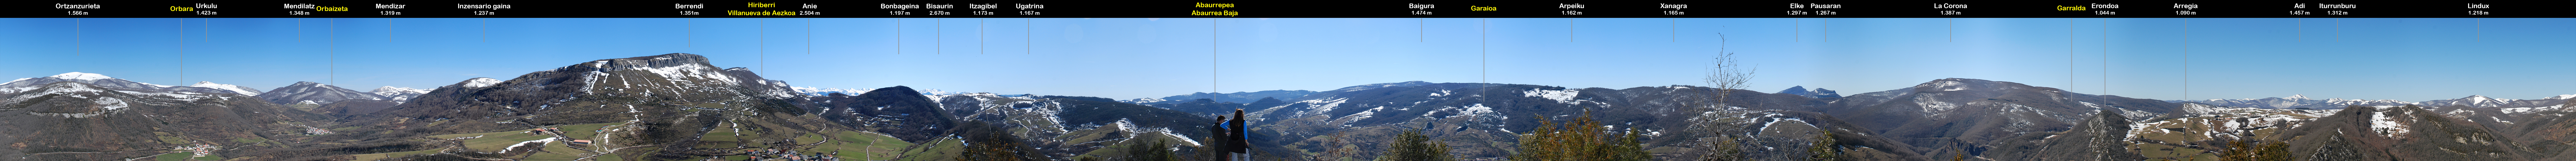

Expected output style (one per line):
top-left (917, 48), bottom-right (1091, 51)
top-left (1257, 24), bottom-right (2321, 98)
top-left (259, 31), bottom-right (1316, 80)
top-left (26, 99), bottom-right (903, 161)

top-left (2183, 94), bottom-right (2574, 109)
top-left (1777, 86), bottom-right (1841, 99)
top-left (1134, 90), bottom-right (1320, 105)
top-left (1327, 81), bottom-right (1433, 92)
top-left (452, 77), bottom-right (501, 88)
top-left (258, 81), bottom-right (385, 105)
top-left (47, 72), bottom-right (116, 81)
top-left (2549, 94), bottom-right (2576, 100)
top-left (2418, 94), bottom-right (2566, 108)
top-left (792, 86), bottom-right (874, 96)
top-left (579, 53), bottom-right (742, 84)
top-left (189, 81), bottom-right (264, 95)
top-left (371, 86), bottom-right (427, 94)
top-left (372, 86), bottom-right (430, 103)
top-left (0, 72), bottom-right (234, 95)
top-left (918, 88), bottom-right (965, 95)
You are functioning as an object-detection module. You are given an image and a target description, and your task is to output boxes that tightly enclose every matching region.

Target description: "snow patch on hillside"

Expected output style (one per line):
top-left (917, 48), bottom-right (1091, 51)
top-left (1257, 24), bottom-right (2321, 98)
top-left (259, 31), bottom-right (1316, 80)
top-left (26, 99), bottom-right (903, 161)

top-left (1341, 107), bottom-right (1384, 125)
top-left (506, 137), bottom-right (559, 152)
top-left (793, 86), bottom-right (875, 96)
top-left (2502, 105), bottom-right (2564, 114)
top-left (1917, 80), bottom-right (1969, 91)
top-left (92, 97), bottom-right (129, 110)
top-left (190, 81), bottom-right (263, 95)
top-left (47, 72), bottom-right (113, 80)
top-left (461, 78), bottom-right (502, 88)
top-left (2367, 106), bottom-right (2413, 139)
top-left (1915, 94), bottom-right (1957, 115)
top-left (1524, 89), bottom-right (1579, 103)
top-left (2549, 94), bottom-right (2576, 100)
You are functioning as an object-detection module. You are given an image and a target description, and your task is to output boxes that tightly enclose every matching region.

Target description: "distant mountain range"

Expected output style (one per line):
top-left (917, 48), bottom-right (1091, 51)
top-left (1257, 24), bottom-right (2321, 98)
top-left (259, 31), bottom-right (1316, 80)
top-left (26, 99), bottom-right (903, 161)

top-left (2177, 94), bottom-right (2572, 109)
top-left (12, 53), bottom-right (2576, 161)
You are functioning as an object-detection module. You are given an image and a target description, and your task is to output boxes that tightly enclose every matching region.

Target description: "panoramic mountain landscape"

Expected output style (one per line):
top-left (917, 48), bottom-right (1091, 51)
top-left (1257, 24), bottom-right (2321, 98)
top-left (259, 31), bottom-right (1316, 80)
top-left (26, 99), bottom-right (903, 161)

top-left (7, 53), bottom-right (2576, 161)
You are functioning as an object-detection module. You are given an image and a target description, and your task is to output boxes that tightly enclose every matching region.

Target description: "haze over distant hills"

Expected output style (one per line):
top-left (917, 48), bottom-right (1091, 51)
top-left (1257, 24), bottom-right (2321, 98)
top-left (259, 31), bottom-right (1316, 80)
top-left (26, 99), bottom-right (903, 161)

top-left (8, 53), bottom-right (2576, 161)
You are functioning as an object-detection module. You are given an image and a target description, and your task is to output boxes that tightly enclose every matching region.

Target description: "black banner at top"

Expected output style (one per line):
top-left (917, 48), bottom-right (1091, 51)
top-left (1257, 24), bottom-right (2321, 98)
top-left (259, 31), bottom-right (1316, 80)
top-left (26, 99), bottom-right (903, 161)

top-left (19, 1), bottom-right (2546, 18)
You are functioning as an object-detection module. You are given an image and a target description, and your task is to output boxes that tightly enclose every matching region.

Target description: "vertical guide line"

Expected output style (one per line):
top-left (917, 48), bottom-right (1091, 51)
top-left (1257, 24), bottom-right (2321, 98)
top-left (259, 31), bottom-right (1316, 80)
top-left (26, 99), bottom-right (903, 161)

top-left (331, 19), bottom-right (337, 85)
top-left (2070, 18), bottom-right (2075, 97)
top-left (181, 19), bottom-right (186, 83)
top-left (2184, 18), bottom-right (2190, 101)
top-left (1213, 19), bottom-right (1219, 100)
top-left (807, 19), bottom-right (811, 54)
top-left (2103, 19), bottom-right (2108, 95)
top-left (1027, 19), bottom-right (1030, 54)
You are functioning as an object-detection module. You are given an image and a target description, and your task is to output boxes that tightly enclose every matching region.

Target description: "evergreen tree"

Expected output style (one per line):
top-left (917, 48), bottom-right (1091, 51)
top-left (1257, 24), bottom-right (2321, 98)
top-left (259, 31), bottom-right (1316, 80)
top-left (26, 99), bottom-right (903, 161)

top-left (958, 121), bottom-right (1027, 161)
top-left (2219, 140), bottom-right (2253, 161)
top-left (1808, 131), bottom-right (1840, 161)
top-left (2254, 141), bottom-right (2291, 161)
top-left (1698, 135), bottom-right (1743, 161)
top-left (1509, 111), bottom-right (1651, 161)
top-left (1607, 130), bottom-right (1651, 161)
top-left (958, 133), bottom-right (1026, 161)
top-left (1124, 139), bottom-right (1178, 161)
top-left (1377, 129), bottom-right (1455, 161)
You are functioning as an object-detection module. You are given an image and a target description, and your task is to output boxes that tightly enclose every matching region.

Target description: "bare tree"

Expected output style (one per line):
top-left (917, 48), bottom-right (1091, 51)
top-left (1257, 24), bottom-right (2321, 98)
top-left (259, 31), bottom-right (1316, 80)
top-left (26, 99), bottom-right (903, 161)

top-left (1690, 33), bottom-right (1758, 161)
top-left (1703, 33), bottom-right (1757, 111)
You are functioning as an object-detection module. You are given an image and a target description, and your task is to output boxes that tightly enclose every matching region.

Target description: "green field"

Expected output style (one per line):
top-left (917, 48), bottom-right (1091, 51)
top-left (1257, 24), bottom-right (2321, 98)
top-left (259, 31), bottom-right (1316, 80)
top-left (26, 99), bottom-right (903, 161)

top-left (814, 131), bottom-right (912, 160)
top-left (345, 148), bottom-right (442, 161)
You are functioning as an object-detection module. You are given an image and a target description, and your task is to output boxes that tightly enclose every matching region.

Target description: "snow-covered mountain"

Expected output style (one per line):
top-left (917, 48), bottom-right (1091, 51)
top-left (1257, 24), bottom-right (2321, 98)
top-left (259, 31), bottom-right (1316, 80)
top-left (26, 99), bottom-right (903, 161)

top-left (188, 81), bottom-right (265, 95)
top-left (0, 72), bottom-right (237, 95)
top-left (1120, 98), bottom-right (1169, 104)
top-left (1776, 86), bottom-right (1842, 99)
top-left (2416, 95), bottom-right (2569, 108)
top-left (918, 88), bottom-right (967, 95)
top-left (369, 86), bottom-right (430, 103)
top-left (2182, 94), bottom-right (2569, 109)
top-left (0, 80), bottom-right (325, 160)
top-left (1129, 90), bottom-right (1320, 105)
top-left (791, 86), bottom-right (874, 96)
top-left (257, 82), bottom-right (386, 105)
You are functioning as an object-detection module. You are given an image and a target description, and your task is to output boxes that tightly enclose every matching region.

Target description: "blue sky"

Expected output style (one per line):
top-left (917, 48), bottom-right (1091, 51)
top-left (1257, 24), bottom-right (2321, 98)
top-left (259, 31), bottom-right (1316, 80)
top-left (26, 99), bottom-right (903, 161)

top-left (2, 18), bottom-right (2570, 101)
